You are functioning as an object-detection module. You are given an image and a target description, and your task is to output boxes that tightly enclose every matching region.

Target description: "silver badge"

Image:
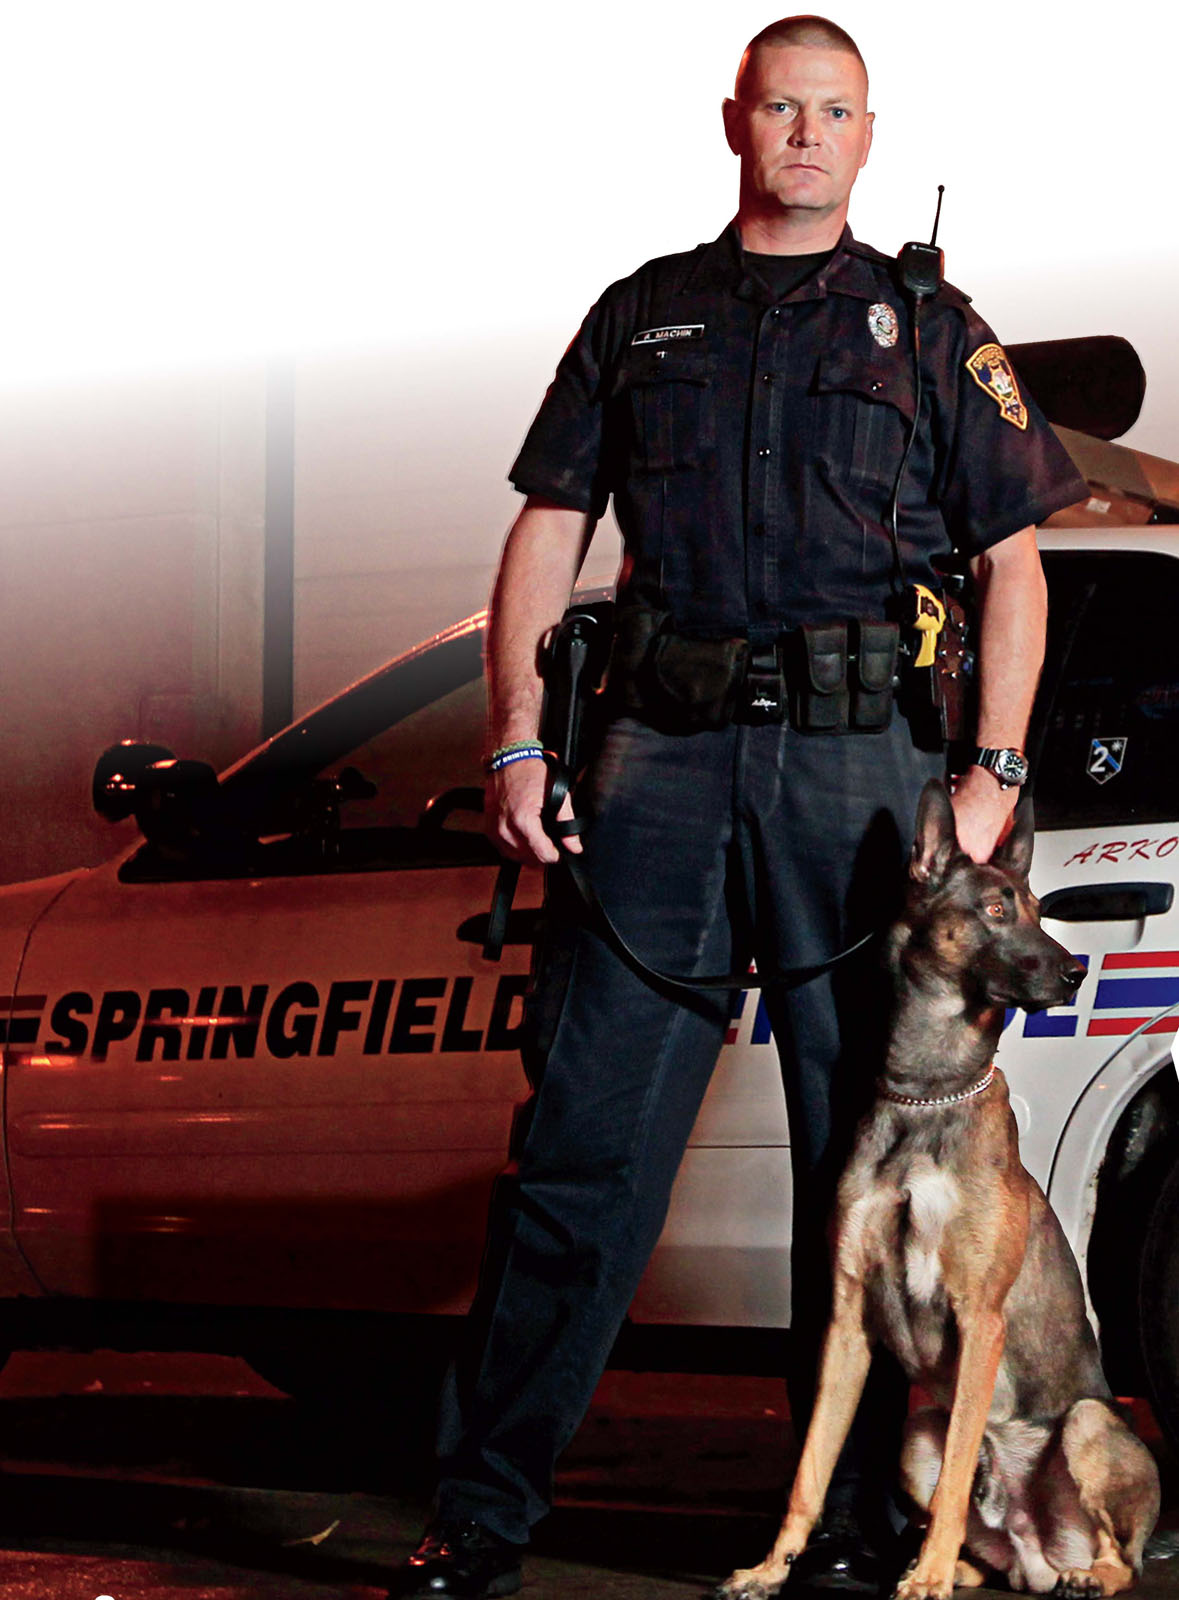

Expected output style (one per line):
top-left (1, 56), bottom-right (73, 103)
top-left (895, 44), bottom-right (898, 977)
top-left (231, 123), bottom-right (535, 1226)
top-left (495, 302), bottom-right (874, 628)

top-left (1087, 736), bottom-right (1127, 785)
top-left (867, 302), bottom-right (898, 349)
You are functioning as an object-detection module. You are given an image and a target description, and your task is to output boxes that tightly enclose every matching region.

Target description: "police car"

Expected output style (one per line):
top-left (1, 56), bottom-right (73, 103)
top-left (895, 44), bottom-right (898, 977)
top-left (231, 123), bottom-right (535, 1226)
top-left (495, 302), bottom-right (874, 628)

top-left (1, 420), bottom-right (1178, 1441)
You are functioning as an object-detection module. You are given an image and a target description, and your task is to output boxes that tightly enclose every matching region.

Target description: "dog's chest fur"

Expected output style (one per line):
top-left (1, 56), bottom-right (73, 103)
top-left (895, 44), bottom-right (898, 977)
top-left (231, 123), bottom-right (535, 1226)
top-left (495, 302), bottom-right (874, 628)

top-left (839, 1114), bottom-right (984, 1386)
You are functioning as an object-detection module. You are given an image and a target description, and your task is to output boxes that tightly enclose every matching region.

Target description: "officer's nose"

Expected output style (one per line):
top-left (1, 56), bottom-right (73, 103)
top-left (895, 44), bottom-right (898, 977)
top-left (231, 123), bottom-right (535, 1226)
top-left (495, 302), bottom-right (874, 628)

top-left (789, 112), bottom-right (819, 146)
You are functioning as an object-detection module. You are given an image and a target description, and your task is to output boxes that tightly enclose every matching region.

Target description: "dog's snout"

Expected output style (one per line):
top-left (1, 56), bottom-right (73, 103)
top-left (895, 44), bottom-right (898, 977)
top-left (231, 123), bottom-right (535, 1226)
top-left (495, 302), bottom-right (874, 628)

top-left (998, 939), bottom-right (1087, 1012)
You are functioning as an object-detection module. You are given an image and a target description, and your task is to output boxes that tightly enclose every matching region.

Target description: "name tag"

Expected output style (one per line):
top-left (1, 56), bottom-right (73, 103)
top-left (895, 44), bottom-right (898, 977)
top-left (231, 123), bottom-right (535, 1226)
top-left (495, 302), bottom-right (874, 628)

top-left (631, 324), bottom-right (705, 346)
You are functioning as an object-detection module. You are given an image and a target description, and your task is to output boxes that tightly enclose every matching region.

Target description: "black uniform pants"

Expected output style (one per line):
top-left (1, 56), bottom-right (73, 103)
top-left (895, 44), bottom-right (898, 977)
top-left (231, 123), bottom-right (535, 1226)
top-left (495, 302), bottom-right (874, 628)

top-left (435, 712), bottom-right (945, 1544)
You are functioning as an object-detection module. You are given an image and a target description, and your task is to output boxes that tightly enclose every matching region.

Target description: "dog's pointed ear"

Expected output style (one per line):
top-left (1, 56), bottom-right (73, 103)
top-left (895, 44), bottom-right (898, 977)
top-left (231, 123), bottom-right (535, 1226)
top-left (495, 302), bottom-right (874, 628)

top-left (990, 792), bottom-right (1036, 880)
top-left (910, 780), bottom-right (961, 888)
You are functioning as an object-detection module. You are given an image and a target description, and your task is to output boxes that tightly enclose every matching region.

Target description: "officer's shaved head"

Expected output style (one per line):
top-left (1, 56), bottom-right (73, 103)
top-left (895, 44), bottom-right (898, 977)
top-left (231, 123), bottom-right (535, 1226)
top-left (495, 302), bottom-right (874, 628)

top-left (734, 16), bottom-right (866, 99)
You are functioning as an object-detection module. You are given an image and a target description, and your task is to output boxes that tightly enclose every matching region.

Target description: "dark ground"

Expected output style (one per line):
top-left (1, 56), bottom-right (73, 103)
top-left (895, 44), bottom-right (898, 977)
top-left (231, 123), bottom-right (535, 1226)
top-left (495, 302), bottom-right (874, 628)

top-left (0, 1353), bottom-right (1174, 1598)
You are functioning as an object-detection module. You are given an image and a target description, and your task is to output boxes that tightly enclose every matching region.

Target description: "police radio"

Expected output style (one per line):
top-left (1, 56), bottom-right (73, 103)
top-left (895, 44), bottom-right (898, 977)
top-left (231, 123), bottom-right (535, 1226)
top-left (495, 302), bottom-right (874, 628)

top-left (898, 184), bottom-right (945, 302)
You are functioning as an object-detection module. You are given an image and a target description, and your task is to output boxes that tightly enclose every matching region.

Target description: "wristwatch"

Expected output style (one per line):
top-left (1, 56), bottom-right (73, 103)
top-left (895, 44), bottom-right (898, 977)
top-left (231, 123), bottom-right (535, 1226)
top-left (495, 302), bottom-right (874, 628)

top-left (972, 747), bottom-right (1030, 790)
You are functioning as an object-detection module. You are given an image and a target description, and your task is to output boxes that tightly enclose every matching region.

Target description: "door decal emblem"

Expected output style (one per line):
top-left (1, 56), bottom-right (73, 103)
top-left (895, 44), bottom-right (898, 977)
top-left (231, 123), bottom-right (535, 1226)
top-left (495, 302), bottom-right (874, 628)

top-left (1087, 736), bottom-right (1127, 785)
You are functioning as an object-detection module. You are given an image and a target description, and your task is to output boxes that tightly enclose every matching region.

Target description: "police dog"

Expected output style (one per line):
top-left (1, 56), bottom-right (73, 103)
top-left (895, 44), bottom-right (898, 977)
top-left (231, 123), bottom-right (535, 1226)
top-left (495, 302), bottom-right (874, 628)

top-left (720, 781), bottom-right (1159, 1600)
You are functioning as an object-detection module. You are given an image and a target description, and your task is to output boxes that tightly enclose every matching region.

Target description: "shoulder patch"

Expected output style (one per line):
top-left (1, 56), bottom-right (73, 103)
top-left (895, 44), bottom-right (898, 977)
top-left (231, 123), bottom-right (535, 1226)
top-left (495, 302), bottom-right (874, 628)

top-left (965, 343), bottom-right (1028, 430)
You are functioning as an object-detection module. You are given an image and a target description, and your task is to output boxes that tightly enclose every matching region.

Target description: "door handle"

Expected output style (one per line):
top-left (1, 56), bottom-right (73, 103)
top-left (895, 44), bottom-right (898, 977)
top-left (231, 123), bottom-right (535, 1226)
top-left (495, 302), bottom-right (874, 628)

top-left (1040, 882), bottom-right (1175, 922)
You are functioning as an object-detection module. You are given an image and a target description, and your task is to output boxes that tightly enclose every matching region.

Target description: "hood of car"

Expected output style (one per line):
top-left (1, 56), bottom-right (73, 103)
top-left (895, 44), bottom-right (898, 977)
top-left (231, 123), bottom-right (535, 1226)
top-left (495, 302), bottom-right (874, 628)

top-left (0, 867), bottom-right (87, 919)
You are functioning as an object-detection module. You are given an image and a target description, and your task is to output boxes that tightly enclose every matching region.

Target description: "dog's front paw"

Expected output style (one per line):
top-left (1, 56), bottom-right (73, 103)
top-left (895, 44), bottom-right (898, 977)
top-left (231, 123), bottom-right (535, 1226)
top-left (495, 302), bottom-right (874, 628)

top-left (713, 1561), bottom-right (791, 1600)
top-left (894, 1560), bottom-right (956, 1600)
top-left (1053, 1571), bottom-right (1107, 1599)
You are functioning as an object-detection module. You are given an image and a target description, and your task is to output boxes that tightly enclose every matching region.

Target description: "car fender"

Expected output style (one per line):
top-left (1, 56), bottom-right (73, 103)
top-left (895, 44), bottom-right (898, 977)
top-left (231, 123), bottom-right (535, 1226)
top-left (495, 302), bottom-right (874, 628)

top-left (0, 866), bottom-right (86, 1299)
top-left (0, 869), bottom-right (86, 994)
top-left (1045, 1022), bottom-right (1178, 1322)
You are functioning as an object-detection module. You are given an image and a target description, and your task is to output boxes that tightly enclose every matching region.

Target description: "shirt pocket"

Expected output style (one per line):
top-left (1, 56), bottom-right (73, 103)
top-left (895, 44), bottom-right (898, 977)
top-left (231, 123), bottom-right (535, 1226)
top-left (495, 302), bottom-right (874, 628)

top-left (614, 348), bottom-right (716, 474)
top-left (811, 349), bottom-right (917, 491)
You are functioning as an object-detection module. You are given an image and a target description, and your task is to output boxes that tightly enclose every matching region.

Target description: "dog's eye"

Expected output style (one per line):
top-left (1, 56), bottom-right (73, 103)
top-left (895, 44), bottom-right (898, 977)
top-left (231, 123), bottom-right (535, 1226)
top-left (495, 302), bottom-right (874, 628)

top-left (984, 901), bottom-right (1005, 919)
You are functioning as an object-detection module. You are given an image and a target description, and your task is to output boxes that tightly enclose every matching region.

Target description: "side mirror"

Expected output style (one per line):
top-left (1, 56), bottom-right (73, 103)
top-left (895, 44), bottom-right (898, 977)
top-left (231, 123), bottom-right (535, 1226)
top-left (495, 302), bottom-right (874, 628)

top-left (131, 758), bottom-right (221, 850)
top-left (92, 741), bottom-right (222, 854)
top-left (92, 741), bottom-right (176, 821)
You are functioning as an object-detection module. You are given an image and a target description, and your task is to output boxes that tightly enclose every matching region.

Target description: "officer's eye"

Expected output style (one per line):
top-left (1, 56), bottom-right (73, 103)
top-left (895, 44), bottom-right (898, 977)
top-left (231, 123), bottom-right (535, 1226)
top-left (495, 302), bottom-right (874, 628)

top-left (768, 102), bottom-right (797, 116)
top-left (829, 107), bottom-right (850, 120)
top-left (984, 901), bottom-right (1006, 920)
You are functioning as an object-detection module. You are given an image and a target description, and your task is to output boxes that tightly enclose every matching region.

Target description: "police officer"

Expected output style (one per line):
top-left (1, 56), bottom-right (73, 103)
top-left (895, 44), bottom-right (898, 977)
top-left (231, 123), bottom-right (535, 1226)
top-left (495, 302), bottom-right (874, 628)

top-left (395, 17), bottom-right (1086, 1599)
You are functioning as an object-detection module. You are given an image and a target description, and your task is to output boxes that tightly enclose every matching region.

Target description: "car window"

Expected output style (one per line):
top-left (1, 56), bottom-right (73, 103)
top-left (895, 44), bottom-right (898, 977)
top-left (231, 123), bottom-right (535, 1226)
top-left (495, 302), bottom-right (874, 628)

top-left (1035, 550), bottom-right (1179, 830)
top-left (121, 660), bottom-right (494, 882)
top-left (323, 676), bottom-right (487, 831)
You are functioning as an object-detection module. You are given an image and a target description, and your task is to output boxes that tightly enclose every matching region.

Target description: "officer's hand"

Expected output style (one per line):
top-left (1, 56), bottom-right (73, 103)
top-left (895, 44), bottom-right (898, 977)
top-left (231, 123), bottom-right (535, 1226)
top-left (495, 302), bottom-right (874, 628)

top-left (949, 764), bottom-right (1020, 864)
top-left (486, 758), bottom-right (583, 867)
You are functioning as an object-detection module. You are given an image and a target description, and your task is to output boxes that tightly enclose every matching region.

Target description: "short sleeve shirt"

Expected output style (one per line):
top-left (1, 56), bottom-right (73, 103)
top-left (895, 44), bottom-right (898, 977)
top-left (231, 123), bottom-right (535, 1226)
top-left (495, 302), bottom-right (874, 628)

top-left (509, 224), bottom-right (1087, 637)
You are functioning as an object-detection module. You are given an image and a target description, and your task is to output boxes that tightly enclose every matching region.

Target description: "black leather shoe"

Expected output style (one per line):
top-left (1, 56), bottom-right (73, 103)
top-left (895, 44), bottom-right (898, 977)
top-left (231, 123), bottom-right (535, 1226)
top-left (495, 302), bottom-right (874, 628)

top-left (392, 1518), bottom-right (523, 1598)
top-left (786, 1510), bottom-right (883, 1594)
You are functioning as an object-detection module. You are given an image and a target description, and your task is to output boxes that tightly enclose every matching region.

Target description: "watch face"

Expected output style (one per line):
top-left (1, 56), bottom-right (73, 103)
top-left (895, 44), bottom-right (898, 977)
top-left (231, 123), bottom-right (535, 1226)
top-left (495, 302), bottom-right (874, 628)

top-left (995, 749), bottom-right (1028, 785)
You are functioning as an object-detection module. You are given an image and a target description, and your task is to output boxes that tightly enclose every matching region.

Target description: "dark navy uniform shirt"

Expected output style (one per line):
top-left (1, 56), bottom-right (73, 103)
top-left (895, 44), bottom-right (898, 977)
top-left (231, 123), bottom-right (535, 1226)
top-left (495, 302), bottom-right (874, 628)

top-left (510, 224), bottom-right (1087, 639)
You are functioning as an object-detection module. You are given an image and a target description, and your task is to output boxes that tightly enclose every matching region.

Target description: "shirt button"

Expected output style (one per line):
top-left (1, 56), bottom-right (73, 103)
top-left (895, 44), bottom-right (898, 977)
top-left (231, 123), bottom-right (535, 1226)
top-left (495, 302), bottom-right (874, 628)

top-left (752, 522), bottom-right (766, 538)
top-left (757, 446), bottom-right (772, 458)
top-left (769, 308), bottom-right (780, 319)
top-left (762, 372), bottom-right (774, 384)
top-left (870, 379), bottom-right (883, 391)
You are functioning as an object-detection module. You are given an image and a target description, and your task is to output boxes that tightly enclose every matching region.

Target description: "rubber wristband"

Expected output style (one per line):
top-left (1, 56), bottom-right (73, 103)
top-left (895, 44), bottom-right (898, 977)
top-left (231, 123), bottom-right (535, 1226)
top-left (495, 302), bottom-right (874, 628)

top-left (485, 743), bottom-right (545, 775)
top-left (486, 738), bottom-right (542, 761)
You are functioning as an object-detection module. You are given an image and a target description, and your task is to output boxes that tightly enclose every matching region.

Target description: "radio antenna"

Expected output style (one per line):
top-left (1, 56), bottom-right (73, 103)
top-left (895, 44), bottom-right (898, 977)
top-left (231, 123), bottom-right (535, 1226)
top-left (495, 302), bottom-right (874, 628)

top-left (929, 184), bottom-right (945, 247)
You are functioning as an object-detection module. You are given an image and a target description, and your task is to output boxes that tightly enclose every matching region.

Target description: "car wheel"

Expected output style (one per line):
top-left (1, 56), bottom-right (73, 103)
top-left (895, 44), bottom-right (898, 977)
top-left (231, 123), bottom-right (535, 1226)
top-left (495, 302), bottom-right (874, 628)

top-left (1138, 1155), bottom-right (1179, 1453)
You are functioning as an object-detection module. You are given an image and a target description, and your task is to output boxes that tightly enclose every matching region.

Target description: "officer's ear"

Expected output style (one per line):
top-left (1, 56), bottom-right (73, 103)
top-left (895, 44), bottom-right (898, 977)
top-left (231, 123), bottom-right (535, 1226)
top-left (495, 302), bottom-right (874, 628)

top-left (722, 97), bottom-right (745, 157)
top-left (859, 110), bottom-right (875, 171)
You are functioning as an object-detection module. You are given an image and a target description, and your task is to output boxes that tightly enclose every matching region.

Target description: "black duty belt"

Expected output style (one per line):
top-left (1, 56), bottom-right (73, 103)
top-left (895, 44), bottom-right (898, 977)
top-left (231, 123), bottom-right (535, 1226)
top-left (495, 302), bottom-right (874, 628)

top-left (610, 608), bottom-right (901, 735)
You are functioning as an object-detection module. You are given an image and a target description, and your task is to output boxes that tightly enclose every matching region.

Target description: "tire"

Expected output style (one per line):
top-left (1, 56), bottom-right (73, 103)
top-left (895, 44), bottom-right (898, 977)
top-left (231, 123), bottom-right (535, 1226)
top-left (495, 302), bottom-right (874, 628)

top-left (1137, 1154), bottom-right (1179, 1454)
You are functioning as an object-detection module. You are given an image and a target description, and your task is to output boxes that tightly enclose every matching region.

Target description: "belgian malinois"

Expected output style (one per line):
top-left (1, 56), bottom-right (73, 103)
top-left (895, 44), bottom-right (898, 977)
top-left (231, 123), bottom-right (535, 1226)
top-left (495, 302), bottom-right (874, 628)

top-left (720, 781), bottom-right (1159, 1600)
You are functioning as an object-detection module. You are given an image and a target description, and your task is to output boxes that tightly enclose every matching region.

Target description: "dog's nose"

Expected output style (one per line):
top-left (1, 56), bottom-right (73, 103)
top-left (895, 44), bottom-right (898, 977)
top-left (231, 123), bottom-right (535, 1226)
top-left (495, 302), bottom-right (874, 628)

top-left (1060, 961), bottom-right (1086, 991)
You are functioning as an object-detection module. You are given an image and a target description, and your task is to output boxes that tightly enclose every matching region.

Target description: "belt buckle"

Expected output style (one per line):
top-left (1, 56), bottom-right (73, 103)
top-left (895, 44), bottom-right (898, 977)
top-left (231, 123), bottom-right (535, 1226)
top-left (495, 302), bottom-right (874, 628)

top-left (742, 645), bottom-right (786, 724)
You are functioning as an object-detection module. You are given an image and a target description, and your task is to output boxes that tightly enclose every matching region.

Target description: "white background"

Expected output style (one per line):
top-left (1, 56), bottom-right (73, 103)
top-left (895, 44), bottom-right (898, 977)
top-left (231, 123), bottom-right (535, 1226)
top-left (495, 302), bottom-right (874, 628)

top-left (0, 0), bottom-right (1174, 879)
top-left (0, 0), bottom-right (1174, 451)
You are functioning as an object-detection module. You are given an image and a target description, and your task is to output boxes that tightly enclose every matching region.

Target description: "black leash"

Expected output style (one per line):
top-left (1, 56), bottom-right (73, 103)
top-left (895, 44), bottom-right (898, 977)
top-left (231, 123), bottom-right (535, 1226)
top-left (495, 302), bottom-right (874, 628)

top-left (482, 750), bottom-right (878, 995)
